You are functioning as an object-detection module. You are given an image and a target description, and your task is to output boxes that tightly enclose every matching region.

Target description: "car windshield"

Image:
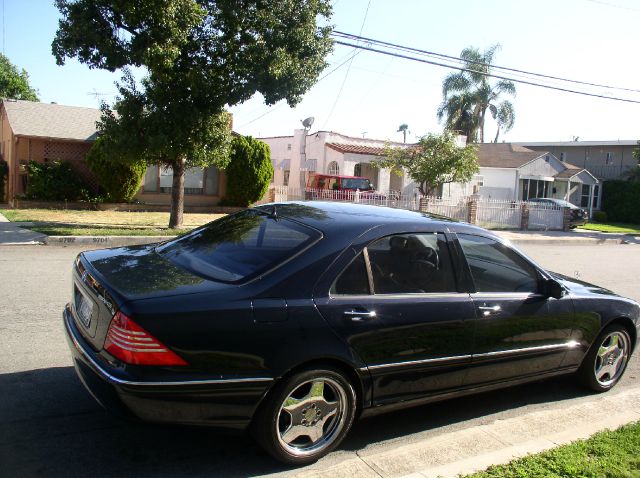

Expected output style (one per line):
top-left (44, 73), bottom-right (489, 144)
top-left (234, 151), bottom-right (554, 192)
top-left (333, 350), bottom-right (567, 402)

top-left (156, 210), bottom-right (321, 283)
top-left (341, 178), bottom-right (372, 190)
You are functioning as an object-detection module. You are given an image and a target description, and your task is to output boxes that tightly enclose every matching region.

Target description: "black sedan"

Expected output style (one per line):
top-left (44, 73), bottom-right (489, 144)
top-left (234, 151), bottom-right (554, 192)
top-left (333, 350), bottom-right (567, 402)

top-left (63, 202), bottom-right (638, 465)
top-left (527, 198), bottom-right (589, 228)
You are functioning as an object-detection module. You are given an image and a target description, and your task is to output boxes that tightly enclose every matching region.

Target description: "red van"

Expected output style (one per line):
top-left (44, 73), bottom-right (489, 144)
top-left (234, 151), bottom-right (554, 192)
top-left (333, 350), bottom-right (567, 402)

top-left (306, 173), bottom-right (386, 200)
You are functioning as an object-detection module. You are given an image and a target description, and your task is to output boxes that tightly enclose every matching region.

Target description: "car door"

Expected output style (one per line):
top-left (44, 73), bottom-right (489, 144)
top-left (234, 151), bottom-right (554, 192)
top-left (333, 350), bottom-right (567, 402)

top-left (314, 232), bottom-right (476, 405)
top-left (455, 233), bottom-right (576, 386)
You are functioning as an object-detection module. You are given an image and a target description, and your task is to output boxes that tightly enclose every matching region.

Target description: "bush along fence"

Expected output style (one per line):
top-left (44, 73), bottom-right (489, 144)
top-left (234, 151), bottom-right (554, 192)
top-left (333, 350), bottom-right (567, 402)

top-left (265, 186), bottom-right (571, 231)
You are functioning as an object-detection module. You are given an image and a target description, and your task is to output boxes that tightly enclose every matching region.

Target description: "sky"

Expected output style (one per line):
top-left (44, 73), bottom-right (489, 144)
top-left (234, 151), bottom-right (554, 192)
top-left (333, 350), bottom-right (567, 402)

top-left (4, 0), bottom-right (640, 144)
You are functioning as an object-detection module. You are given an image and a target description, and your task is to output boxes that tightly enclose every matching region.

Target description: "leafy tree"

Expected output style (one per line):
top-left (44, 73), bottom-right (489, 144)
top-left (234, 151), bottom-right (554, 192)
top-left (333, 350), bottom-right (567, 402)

top-left (86, 136), bottom-right (147, 202)
top-left (224, 135), bottom-right (273, 207)
top-left (438, 44), bottom-right (515, 143)
top-left (625, 140), bottom-right (640, 182)
top-left (0, 53), bottom-right (39, 101)
top-left (53, 0), bottom-right (333, 227)
top-left (374, 132), bottom-right (479, 196)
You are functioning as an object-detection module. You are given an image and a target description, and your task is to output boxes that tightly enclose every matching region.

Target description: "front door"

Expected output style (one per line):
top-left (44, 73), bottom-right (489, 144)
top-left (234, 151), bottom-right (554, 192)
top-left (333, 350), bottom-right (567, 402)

top-left (455, 233), bottom-right (576, 386)
top-left (315, 232), bottom-right (476, 405)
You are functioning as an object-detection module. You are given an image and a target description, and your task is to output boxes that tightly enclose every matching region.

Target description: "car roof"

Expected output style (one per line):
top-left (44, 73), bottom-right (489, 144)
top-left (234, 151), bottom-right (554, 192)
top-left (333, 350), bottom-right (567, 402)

top-left (254, 201), bottom-right (498, 239)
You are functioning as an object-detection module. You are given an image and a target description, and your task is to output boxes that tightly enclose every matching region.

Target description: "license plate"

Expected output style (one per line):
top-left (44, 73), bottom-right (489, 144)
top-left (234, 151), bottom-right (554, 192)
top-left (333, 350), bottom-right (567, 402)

top-left (77, 291), bottom-right (93, 328)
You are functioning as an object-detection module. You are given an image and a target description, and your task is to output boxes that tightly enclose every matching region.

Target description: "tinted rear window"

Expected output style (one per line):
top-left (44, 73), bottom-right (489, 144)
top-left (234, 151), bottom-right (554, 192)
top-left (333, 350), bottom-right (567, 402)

top-left (156, 210), bottom-right (320, 282)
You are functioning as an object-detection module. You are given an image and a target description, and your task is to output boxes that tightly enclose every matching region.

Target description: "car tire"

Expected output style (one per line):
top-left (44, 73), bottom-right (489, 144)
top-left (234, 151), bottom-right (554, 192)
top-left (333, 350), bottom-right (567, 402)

top-left (251, 367), bottom-right (357, 465)
top-left (577, 324), bottom-right (632, 392)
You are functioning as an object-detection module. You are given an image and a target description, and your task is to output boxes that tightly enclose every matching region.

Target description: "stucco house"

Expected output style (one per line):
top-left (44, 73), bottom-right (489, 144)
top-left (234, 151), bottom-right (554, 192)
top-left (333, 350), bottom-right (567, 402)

top-left (0, 99), bottom-right (227, 206)
top-left (260, 130), bottom-right (600, 213)
top-left (260, 129), bottom-right (410, 195)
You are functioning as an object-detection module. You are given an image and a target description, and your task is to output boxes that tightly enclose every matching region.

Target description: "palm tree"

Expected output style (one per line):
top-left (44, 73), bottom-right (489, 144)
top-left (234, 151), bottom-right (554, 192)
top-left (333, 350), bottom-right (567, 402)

top-left (397, 124), bottom-right (409, 143)
top-left (436, 92), bottom-right (479, 144)
top-left (492, 101), bottom-right (515, 143)
top-left (438, 44), bottom-right (516, 143)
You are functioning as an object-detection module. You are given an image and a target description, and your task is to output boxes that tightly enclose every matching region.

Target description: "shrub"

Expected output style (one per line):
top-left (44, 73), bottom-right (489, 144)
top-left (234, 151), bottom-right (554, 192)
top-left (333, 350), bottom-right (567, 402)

top-left (86, 136), bottom-right (146, 202)
top-left (602, 180), bottom-right (640, 224)
top-left (593, 211), bottom-right (608, 223)
top-left (224, 135), bottom-right (273, 207)
top-left (25, 160), bottom-right (87, 201)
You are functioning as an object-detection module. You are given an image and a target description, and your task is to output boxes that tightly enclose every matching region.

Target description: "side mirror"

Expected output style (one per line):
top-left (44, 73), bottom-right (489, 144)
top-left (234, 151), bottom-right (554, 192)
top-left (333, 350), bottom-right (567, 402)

top-left (544, 278), bottom-right (565, 299)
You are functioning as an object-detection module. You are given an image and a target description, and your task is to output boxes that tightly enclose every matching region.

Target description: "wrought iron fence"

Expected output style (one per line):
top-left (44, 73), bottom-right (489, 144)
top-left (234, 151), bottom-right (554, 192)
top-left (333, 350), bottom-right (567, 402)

top-left (261, 186), bottom-right (566, 230)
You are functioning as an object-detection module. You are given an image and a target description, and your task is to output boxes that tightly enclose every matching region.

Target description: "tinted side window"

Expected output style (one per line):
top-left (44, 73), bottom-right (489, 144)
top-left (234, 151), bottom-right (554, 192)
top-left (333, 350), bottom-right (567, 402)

top-left (367, 233), bottom-right (457, 294)
top-left (331, 253), bottom-right (370, 295)
top-left (457, 234), bottom-right (539, 293)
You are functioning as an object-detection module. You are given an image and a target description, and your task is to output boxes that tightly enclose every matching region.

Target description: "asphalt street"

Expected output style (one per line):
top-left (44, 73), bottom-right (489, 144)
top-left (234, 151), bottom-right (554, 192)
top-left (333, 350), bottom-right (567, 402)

top-left (0, 243), bottom-right (639, 477)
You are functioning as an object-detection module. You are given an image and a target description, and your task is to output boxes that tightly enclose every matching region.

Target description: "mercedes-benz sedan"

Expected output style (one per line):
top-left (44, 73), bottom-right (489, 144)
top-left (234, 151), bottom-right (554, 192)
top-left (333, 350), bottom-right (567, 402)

top-left (63, 202), bottom-right (639, 464)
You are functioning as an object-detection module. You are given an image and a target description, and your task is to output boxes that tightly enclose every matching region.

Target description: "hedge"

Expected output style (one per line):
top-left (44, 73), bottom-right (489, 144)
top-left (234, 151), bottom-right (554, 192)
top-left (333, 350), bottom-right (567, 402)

top-left (602, 180), bottom-right (640, 223)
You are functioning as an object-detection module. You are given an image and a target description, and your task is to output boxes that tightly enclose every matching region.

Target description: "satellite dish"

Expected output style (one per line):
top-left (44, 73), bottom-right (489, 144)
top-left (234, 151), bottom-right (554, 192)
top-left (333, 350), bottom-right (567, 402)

top-left (302, 117), bottom-right (315, 129)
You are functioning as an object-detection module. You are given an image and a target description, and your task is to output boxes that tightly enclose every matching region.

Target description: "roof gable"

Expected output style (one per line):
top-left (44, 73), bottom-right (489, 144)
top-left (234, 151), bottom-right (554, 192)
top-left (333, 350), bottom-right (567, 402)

top-left (476, 143), bottom-right (547, 168)
top-left (2, 99), bottom-right (101, 141)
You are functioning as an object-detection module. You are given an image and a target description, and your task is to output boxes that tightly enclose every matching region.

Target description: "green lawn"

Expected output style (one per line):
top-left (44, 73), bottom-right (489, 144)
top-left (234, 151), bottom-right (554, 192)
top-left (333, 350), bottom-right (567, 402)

top-left (0, 208), bottom-right (225, 236)
top-left (579, 222), bottom-right (640, 234)
top-left (465, 421), bottom-right (640, 478)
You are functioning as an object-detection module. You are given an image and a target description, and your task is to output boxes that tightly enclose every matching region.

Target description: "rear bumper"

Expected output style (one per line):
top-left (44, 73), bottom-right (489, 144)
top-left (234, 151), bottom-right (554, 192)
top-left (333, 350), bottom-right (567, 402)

top-left (63, 305), bottom-right (273, 429)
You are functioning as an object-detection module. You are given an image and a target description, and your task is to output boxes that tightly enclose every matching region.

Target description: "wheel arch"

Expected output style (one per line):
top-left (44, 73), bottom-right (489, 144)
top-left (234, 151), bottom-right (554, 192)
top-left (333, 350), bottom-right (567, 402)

top-left (605, 316), bottom-right (637, 353)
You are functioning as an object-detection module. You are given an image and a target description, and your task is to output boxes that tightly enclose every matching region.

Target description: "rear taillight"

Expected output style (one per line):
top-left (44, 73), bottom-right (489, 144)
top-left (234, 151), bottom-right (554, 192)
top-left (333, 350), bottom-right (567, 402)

top-left (104, 312), bottom-right (187, 366)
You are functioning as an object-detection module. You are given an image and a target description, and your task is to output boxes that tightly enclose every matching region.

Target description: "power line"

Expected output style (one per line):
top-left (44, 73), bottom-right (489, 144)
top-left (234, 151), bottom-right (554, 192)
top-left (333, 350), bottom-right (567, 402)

top-left (237, 49), bottom-right (362, 128)
top-left (332, 39), bottom-right (640, 105)
top-left (332, 31), bottom-right (640, 94)
top-left (321, 0), bottom-right (372, 130)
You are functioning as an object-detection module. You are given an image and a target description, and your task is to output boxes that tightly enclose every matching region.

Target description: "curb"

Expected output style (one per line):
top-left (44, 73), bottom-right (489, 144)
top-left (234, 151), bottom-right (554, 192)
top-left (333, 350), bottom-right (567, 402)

top-left (44, 235), bottom-right (173, 247)
top-left (280, 386), bottom-right (640, 478)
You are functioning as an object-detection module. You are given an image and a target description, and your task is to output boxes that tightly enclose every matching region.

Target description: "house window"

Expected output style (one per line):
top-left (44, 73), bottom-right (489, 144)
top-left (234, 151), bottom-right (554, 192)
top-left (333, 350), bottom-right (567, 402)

top-left (143, 165), bottom-right (158, 192)
top-left (522, 179), bottom-right (551, 200)
top-left (327, 161), bottom-right (339, 175)
top-left (580, 184), bottom-right (590, 208)
top-left (592, 184), bottom-right (600, 209)
top-left (606, 152), bottom-right (614, 165)
top-left (560, 152), bottom-right (566, 162)
top-left (156, 166), bottom-right (218, 195)
top-left (287, 144), bottom-right (292, 151)
top-left (283, 170), bottom-right (290, 186)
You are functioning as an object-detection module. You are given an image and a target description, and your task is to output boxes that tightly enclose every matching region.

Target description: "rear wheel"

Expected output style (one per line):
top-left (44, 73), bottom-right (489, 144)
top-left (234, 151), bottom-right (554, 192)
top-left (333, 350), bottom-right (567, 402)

top-left (578, 325), bottom-right (631, 392)
top-left (252, 367), bottom-right (356, 465)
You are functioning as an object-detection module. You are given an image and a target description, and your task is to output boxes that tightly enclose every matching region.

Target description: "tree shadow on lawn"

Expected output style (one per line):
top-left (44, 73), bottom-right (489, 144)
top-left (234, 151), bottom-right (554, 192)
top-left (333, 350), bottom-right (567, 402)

top-left (0, 366), bottom-right (611, 477)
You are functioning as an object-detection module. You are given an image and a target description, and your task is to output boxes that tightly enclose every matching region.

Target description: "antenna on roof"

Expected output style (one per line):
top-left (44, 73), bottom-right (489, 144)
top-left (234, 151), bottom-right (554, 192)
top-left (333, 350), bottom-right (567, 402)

top-left (87, 89), bottom-right (112, 99)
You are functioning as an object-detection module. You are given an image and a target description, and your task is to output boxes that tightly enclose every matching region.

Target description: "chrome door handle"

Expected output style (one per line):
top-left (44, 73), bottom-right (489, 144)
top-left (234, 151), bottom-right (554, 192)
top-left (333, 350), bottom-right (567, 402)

top-left (344, 310), bottom-right (377, 322)
top-left (478, 305), bottom-right (501, 317)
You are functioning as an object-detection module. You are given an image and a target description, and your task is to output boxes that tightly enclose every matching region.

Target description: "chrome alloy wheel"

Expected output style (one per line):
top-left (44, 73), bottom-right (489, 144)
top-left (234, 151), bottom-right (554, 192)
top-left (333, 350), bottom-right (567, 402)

top-left (276, 377), bottom-right (348, 457)
top-left (594, 331), bottom-right (630, 387)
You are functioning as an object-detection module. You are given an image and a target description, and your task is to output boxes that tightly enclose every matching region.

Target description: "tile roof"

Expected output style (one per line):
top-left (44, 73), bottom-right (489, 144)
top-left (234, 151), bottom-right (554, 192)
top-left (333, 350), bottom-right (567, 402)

top-left (475, 143), bottom-right (547, 168)
top-left (2, 99), bottom-right (101, 141)
top-left (326, 143), bottom-right (389, 155)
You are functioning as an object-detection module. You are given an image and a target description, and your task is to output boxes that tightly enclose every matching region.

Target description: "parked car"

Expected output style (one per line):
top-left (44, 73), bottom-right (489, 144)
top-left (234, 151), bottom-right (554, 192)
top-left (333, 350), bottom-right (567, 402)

top-left (64, 202), bottom-right (638, 465)
top-left (306, 173), bottom-right (386, 200)
top-left (527, 198), bottom-right (589, 228)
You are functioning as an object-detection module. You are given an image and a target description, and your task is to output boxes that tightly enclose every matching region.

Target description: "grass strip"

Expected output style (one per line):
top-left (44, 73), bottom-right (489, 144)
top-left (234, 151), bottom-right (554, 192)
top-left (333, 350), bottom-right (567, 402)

top-left (29, 224), bottom-right (188, 237)
top-left (465, 421), bottom-right (640, 478)
top-left (579, 222), bottom-right (640, 234)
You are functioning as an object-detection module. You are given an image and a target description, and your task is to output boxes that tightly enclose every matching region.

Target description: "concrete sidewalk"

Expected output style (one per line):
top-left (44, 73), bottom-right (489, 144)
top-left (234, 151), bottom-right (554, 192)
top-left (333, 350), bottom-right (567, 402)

top-left (278, 386), bottom-right (640, 478)
top-left (0, 212), bottom-right (46, 245)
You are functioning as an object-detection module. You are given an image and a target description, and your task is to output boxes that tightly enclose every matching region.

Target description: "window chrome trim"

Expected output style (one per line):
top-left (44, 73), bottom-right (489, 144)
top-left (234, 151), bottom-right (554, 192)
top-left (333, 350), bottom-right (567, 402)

top-left (361, 340), bottom-right (580, 372)
top-left (329, 292), bottom-right (472, 300)
top-left (64, 307), bottom-right (273, 388)
top-left (471, 292), bottom-right (540, 299)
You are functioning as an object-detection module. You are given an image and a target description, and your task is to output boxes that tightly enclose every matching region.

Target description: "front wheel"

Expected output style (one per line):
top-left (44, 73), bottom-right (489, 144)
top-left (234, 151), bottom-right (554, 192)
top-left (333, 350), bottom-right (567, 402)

top-left (251, 368), bottom-right (356, 465)
top-left (578, 325), bottom-right (631, 392)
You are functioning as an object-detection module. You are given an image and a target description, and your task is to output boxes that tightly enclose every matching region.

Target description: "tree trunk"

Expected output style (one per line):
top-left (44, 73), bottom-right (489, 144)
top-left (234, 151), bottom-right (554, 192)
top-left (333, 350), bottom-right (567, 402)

top-left (479, 109), bottom-right (485, 143)
top-left (494, 126), bottom-right (500, 143)
top-left (169, 157), bottom-right (186, 229)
